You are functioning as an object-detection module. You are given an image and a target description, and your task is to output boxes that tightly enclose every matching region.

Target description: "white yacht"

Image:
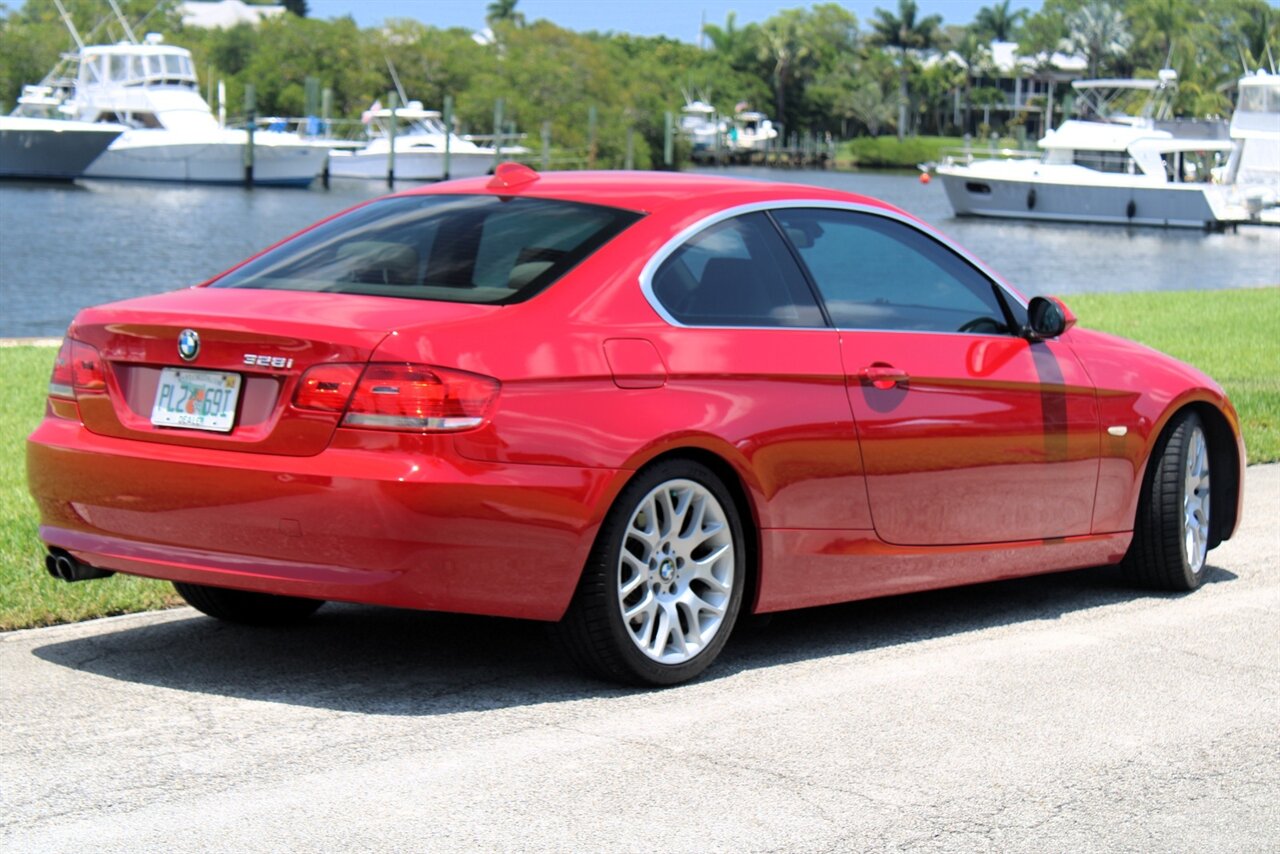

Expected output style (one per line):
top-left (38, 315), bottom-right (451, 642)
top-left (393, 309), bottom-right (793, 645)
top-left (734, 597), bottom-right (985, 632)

top-left (15, 35), bottom-right (328, 186)
top-left (935, 73), bottom-right (1250, 229)
top-left (728, 109), bottom-right (778, 153)
top-left (679, 99), bottom-right (721, 156)
top-left (1222, 69), bottom-right (1280, 215)
top-left (327, 102), bottom-right (504, 181)
top-left (0, 114), bottom-right (122, 180)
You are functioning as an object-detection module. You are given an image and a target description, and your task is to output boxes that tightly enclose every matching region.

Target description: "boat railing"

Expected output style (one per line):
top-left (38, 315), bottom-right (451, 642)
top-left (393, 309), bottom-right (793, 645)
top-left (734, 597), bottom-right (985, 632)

top-left (936, 146), bottom-right (1041, 167)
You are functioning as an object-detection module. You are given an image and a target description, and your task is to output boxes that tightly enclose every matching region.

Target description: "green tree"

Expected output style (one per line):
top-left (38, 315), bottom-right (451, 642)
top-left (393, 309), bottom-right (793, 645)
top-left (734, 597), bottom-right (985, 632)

top-left (869, 0), bottom-right (944, 139)
top-left (949, 26), bottom-right (994, 132)
top-left (974, 0), bottom-right (1027, 42)
top-left (485, 0), bottom-right (524, 28)
top-left (1068, 0), bottom-right (1133, 77)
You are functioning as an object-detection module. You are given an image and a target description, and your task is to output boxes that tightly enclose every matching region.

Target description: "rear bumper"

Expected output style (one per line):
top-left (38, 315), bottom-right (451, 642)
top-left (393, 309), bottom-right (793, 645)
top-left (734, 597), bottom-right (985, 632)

top-left (27, 417), bottom-right (623, 621)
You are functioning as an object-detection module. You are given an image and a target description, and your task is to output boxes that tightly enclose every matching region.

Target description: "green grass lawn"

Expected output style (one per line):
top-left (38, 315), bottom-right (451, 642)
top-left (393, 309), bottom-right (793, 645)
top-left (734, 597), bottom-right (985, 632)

top-left (836, 135), bottom-right (1020, 170)
top-left (1, 286), bottom-right (1276, 630)
top-left (1066, 288), bottom-right (1280, 463)
top-left (0, 346), bottom-right (178, 631)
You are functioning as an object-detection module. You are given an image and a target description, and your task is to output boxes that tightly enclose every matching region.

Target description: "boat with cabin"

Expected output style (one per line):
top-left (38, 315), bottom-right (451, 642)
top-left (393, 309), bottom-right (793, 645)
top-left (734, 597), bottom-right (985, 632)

top-left (679, 98), bottom-right (722, 159)
top-left (935, 72), bottom-right (1251, 229)
top-left (1222, 69), bottom-right (1280, 220)
top-left (326, 102), bottom-right (511, 181)
top-left (727, 108), bottom-right (778, 154)
top-left (13, 30), bottom-right (328, 186)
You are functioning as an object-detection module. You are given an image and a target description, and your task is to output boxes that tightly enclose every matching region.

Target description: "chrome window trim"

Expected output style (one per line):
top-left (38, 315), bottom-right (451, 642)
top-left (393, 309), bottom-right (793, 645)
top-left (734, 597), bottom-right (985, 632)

top-left (638, 199), bottom-right (1028, 333)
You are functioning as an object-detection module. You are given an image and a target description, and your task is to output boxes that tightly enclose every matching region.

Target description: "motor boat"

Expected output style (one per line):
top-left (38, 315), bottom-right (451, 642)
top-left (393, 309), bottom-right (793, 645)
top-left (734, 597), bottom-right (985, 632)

top-left (678, 99), bottom-right (721, 158)
top-left (0, 114), bottom-right (122, 180)
top-left (728, 109), bottom-right (778, 154)
top-left (14, 33), bottom-right (328, 186)
top-left (935, 72), bottom-right (1252, 229)
top-left (1221, 69), bottom-right (1280, 221)
top-left (326, 102), bottom-right (507, 181)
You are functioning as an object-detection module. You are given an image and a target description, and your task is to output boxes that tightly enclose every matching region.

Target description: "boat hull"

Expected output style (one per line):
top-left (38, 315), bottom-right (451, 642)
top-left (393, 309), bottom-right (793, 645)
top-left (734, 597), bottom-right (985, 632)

top-left (84, 130), bottom-right (328, 186)
top-left (326, 149), bottom-right (495, 181)
top-left (937, 168), bottom-right (1234, 229)
top-left (0, 118), bottom-right (122, 180)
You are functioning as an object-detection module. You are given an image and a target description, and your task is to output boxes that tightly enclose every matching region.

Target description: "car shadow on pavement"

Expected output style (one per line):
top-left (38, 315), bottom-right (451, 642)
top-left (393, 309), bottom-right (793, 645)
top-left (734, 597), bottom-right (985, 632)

top-left (31, 563), bottom-right (1236, 715)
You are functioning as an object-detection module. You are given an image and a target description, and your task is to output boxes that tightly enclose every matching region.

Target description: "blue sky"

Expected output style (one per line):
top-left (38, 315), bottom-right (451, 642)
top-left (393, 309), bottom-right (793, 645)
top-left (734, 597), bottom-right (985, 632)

top-left (305, 1), bottom-right (1042, 42)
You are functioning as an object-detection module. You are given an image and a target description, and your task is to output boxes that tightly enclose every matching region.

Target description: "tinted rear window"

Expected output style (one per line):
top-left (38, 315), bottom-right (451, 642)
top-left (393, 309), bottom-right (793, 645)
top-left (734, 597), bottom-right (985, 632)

top-left (210, 195), bottom-right (642, 304)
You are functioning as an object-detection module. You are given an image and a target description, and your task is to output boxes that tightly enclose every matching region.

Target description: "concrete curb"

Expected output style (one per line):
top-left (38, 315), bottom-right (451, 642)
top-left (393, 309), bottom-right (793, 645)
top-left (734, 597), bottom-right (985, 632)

top-left (0, 338), bottom-right (60, 348)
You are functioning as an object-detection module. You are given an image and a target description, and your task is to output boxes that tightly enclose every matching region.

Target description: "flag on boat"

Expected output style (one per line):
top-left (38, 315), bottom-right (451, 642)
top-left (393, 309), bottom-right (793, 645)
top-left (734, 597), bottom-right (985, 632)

top-left (361, 100), bottom-right (382, 124)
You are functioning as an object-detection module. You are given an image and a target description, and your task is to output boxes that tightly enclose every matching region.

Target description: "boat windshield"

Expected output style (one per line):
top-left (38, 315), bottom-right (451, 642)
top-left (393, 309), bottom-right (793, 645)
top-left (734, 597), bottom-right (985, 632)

top-left (210, 195), bottom-right (643, 305)
top-left (80, 49), bottom-right (197, 89)
top-left (1239, 81), bottom-right (1280, 114)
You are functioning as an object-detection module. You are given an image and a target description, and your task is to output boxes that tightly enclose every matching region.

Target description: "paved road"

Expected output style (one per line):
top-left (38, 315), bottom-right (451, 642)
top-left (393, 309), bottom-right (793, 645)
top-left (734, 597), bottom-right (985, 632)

top-left (3, 466), bottom-right (1277, 852)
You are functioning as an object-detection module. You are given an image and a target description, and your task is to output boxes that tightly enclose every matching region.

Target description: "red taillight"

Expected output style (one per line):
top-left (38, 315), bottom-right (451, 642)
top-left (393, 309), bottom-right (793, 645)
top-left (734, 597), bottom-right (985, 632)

top-left (292, 363), bottom-right (499, 432)
top-left (49, 339), bottom-right (74, 399)
top-left (293, 364), bottom-right (362, 412)
top-left (48, 338), bottom-right (105, 399)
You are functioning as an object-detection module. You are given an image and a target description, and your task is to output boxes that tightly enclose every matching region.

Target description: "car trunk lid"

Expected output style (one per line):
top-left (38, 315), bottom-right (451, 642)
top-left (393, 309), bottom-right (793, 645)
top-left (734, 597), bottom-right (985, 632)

top-left (67, 288), bottom-right (496, 456)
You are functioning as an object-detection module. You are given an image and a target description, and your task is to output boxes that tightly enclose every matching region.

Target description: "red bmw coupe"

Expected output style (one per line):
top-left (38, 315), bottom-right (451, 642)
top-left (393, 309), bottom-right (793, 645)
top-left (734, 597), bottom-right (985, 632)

top-left (27, 165), bottom-right (1245, 685)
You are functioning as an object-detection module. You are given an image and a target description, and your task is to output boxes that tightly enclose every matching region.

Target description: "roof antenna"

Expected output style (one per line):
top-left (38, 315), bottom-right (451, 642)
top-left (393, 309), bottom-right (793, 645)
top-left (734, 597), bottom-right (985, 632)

top-left (52, 0), bottom-right (84, 50)
top-left (385, 56), bottom-right (409, 106)
top-left (106, 0), bottom-right (138, 43)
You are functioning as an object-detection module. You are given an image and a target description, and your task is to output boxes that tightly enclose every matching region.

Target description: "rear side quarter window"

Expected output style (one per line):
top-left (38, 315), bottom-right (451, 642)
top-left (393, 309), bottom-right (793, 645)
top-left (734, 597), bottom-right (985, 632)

top-left (648, 212), bottom-right (824, 328)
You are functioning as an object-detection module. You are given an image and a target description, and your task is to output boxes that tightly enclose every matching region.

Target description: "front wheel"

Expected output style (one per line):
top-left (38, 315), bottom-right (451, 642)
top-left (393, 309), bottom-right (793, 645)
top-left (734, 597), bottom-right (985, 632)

top-left (556, 461), bottom-right (745, 686)
top-left (1124, 411), bottom-right (1213, 591)
top-left (174, 582), bottom-right (325, 625)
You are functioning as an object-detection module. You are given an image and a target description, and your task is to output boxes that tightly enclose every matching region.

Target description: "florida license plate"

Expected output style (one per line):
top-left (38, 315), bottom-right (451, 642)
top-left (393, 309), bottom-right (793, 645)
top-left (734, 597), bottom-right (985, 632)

top-left (150, 368), bottom-right (242, 432)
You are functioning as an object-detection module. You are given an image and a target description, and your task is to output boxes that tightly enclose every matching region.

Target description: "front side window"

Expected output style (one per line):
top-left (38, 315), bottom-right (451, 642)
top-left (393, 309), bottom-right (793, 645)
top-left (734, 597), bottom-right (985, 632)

top-left (773, 209), bottom-right (1017, 334)
top-left (211, 195), bottom-right (641, 304)
top-left (649, 212), bottom-right (824, 328)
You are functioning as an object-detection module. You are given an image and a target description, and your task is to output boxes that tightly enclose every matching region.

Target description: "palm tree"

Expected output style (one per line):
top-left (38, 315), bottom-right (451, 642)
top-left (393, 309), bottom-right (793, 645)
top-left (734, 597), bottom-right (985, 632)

top-left (950, 28), bottom-right (993, 132)
top-left (974, 1), bottom-right (1027, 43)
top-left (486, 0), bottom-right (525, 28)
top-left (1067, 0), bottom-right (1133, 78)
top-left (869, 0), bottom-right (944, 140)
top-left (758, 9), bottom-right (811, 129)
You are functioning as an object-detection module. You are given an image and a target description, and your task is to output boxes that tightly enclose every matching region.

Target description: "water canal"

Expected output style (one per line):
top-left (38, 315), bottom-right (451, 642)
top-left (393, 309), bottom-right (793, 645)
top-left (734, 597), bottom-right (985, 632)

top-left (1, 168), bottom-right (1277, 337)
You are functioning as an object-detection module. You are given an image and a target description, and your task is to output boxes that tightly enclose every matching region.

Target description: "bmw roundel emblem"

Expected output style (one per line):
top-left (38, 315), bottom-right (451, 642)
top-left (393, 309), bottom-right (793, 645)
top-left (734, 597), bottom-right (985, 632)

top-left (177, 329), bottom-right (200, 362)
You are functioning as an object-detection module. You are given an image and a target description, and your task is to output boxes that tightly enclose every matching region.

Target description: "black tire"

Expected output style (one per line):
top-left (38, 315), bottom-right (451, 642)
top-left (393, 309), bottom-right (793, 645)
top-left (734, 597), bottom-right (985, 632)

top-left (556, 460), bottom-right (746, 686)
top-left (1123, 411), bottom-right (1213, 591)
top-left (173, 582), bottom-right (325, 625)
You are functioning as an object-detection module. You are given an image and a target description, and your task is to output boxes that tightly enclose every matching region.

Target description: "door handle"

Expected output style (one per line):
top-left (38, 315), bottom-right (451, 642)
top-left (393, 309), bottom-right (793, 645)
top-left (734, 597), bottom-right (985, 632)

top-left (857, 364), bottom-right (909, 390)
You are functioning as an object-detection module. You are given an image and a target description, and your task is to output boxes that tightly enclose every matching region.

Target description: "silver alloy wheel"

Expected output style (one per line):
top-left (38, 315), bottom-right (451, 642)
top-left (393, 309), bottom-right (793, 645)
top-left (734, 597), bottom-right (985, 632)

top-left (1183, 425), bottom-right (1211, 574)
top-left (616, 478), bottom-right (735, 664)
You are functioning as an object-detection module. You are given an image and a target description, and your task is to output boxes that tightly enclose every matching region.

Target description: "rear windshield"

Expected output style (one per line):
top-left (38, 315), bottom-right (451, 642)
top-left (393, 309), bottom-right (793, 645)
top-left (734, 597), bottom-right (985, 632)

top-left (210, 195), bottom-right (642, 304)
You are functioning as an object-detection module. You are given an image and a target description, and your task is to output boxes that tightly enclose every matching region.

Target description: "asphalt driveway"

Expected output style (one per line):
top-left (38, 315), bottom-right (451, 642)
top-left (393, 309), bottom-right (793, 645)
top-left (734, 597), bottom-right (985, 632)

top-left (3, 465), bottom-right (1277, 852)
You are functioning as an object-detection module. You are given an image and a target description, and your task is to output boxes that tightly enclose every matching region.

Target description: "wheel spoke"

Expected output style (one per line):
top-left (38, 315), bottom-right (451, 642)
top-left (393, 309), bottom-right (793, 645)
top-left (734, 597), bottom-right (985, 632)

top-left (619, 557), bottom-right (648, 598)
top-left (624, 590), bottom-right (657, 624)
top-left (628, 496), bottom-right (664, 551)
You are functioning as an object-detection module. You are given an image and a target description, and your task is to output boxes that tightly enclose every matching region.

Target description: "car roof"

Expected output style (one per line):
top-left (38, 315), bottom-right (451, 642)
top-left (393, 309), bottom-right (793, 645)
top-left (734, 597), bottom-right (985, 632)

top-left (393, 169), bottom-right (903, 218)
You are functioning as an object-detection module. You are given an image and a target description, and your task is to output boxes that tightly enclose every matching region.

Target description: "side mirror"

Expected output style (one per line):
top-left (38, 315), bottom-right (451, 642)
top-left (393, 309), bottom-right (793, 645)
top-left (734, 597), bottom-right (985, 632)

top-left (1025, 296), bottom-right (1076, 340)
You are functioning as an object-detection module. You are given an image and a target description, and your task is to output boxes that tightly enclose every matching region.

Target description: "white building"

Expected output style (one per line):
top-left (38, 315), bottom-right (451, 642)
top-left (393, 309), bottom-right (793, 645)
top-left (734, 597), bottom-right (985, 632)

top-left (179, 0), bottom-right (287, 29)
